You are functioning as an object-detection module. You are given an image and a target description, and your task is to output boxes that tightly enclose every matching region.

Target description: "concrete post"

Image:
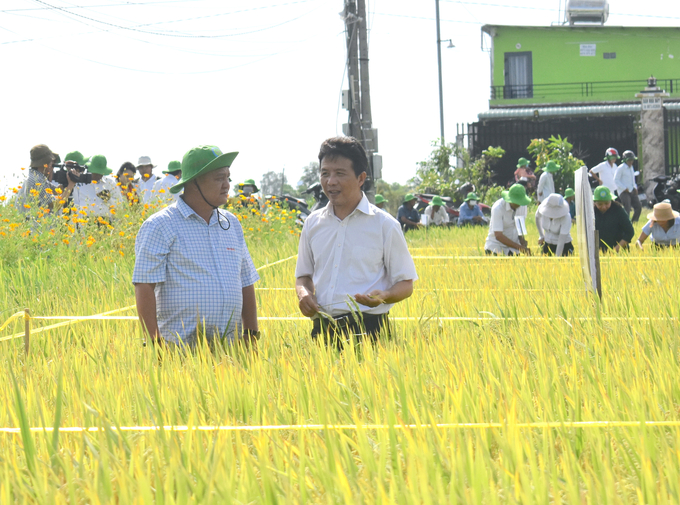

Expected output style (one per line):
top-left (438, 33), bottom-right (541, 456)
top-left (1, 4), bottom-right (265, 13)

top-left (636, 76), bottom-right (669, 201)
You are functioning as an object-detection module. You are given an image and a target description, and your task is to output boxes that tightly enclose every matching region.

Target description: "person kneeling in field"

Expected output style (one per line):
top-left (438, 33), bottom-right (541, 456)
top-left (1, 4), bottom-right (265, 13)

top-left (133, 145), bottom-right (260, 349)
top-left (593, 185), bottom-right (634, 253)
top-left (484, 184), bottom-right (532, 256)
top-left (295, 136), bottom-right (418, 348)
top-left (423, 195), bottom-right (449, 226)
top-left (457, 192), bottom-right (484, 226)
top-left (636, 201), bottom-right (680, 249)
top-left (535, 194), bottom-right (573, 256)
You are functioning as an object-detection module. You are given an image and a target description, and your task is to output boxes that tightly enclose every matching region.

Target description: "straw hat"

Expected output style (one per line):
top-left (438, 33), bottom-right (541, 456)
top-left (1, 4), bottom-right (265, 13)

top-left (538, 193), bottom-right (569, 219)
top-left (647, 201), bottom-right (679, 222)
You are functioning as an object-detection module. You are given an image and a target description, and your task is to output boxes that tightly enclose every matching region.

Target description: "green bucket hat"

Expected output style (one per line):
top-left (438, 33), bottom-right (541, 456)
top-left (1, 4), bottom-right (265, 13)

top-left (403, 193), bottom-right (416, 203)
top-left (464, 192), bottom-right (480, 202)
top-left (502, 184), bottom-right (532, 206)
top-left (564, 188), bottom-right (575, 198)
top-left (170, 145), bottom-right (238, 195)
top-left (593, 185), bottom-right (616, 202)
top-left (544, 160), bottom-right (561, 173)
top-left (375, 194), bottom-right (387, 204)
top-left (86, 155), bottom-right (113, 175)
top-left (163, 160), bottom-right (182, 174)
top-left (64, 151), bottom-right (86, 165)
top-left (516, 157), bottom-right (530, 168)
top-left (240, 178), bottom-right (260, 193)
top-left (430, 195), bottom-right (445, 206)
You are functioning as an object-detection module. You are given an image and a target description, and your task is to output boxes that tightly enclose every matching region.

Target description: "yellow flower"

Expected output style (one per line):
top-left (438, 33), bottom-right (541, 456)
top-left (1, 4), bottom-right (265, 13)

top-left (55, 188), bottom-right (62, 195)
top-left (119, 231), bottom-right (125, 237)
top-left (62, 239), bottom-right (69, 245)
top-left (23, 204), bottom-right (31, 209)
top-left (0, 196), bottom-right (5, 202)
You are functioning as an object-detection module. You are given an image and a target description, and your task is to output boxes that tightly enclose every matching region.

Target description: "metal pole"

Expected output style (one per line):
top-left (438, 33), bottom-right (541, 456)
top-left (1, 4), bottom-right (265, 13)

top-left (436, 0), bottom-right (445, 144)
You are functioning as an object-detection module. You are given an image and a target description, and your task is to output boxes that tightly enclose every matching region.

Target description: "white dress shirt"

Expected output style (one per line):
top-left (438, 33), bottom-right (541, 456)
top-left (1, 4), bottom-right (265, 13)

top-left (590, 160), bottom-right (617, 192)
top-left (535, 210), bottom-right (572, 245)
top-left (71, 176), bottom-right (122, 216)
top-left (614, 162), bottom-right (637, 194)
top-left (424, 205), bottom-right (449, 225)
top-left (152, 174), bottom-right (181, 204)
top-left (485, 198), bottom-right (523, 254)
top-left (138, 176), bottom-right (158, 204)
top-left (295, 193), bottom-right (418, 316)
top-left (536, 172), bottom-right (554, 203)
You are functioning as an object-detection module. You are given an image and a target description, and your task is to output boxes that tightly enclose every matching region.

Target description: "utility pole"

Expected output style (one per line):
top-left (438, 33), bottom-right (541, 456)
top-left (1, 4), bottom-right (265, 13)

top-left (343, 0), bottom-right (379, 202)
top-left (435, 0), bottom-right (445, 144)
top-left (280, 168), bottom-right (285, 195)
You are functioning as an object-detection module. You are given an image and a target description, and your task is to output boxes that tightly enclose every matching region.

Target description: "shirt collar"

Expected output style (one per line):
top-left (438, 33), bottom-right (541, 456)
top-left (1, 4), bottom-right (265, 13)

top-left (322, 192), bottom-right (374, 219)
top-left (177, 195), bottom-right (216, 225)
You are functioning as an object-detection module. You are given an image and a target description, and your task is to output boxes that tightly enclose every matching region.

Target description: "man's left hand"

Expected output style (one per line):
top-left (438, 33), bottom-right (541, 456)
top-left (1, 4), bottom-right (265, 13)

top-left (355, 290), bottom-right (386, 307)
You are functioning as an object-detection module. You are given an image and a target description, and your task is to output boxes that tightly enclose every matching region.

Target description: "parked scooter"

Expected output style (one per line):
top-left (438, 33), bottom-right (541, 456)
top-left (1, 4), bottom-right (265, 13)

top-left (302, 182), bottom-right (329, 212)
top-left (647, 174), bottom-right (680, 210)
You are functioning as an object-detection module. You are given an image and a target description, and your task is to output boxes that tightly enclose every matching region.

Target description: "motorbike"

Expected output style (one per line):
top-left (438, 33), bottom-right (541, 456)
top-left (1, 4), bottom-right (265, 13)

top-left (301, 182), bottom-right (329, 212)
top-left (648, 174), bottom-right (680, 210)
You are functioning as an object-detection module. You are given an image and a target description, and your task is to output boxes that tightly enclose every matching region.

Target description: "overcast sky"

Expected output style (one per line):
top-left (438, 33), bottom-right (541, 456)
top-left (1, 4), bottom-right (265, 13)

top-left (2, 0), bottom-right (679, 193)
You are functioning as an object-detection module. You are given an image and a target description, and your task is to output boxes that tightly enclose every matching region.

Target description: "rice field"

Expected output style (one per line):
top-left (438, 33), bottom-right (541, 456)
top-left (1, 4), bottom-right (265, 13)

top-left (1, 201), bottom-right (680, 504)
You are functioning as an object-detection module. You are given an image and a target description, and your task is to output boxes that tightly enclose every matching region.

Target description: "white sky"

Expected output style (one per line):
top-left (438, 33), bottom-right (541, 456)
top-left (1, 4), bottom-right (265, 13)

top-left (2, 0), bottom-right (679, 192)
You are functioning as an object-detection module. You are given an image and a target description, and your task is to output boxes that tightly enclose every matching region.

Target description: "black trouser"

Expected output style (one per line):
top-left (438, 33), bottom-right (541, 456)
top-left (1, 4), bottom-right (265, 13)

top-left (542, 241), bottom-right (574, 256)
top-left (485, 249), bottom-right (516, 256)
top-left (311, 312), bottom-right (391, 349)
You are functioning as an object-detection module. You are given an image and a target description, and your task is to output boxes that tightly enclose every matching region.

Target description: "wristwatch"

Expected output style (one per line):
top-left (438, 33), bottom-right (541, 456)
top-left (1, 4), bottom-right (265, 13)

top-left (242, 329), bottom-right (261, 340)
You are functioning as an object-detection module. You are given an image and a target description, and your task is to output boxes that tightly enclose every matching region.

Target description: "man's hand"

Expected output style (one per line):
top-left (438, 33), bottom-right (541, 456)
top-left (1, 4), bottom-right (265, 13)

top-left (354, 290), bottom-right (386, 308)
top-left (538, 238), bottom-right (545, 246)
top-left (472, 216), bottom-right (483, 223)
top-left (632, 188), bottom-right (638, 196)
top-left (298, 293), bottom-right (319, 317)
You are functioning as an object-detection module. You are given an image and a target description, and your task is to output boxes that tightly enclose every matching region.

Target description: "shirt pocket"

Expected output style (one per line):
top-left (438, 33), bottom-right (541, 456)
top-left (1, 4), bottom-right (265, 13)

top-left (353, 245), bottom-right (384, 279)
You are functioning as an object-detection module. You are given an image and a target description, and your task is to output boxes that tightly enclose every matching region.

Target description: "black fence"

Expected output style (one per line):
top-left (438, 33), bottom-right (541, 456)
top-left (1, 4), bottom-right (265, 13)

top-left (665, 109), bottom-right (680, 174)
top-left (458, 115), bottom-right (638, 184)
top-left (491, 78), bottom-right (680, 101)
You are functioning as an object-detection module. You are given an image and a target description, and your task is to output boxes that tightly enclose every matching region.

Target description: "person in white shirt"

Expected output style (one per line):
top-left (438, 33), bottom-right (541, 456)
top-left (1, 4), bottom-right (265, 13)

top-left (152, 160), bottom-right (182, 205)
top-left (136, 155), bottom-right (158, 204)
top-left (423, 195), bottom-right (450, 226)
top-left (536, 160), bottom-right (560, 203)
top-left (295, 136), bottom-right (418, 348)
top-left (535, 193), bottom-right (573, 256)
top-left (484, 184), bottom-right (532, 256)
top-left (72, 155), bottom-right (122, 221)
top-left (614, 150), bottom-right (641, 223)
top-left (589, 147), bottom-right (619, 193)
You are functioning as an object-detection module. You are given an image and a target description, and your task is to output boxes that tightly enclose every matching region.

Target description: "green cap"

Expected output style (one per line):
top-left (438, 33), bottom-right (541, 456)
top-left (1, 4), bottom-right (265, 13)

top-left (593, 185), bottom-right (616, 202)
top-left (170, 146), bottom-right (238, 195)
top-left (163, 160), bottom-right (182, 174)
top-left (64, 151), bottom-right (85, 165)
top-left (430, 195), bottom-right (445, 206)
top-left (403, 193), bottom-right (416, 203)
top-left (86, 155), bottom-right (113, 175)
top-left (564, 188), bottom-right (575, 198)
top-left (239, 179), bottom-right (259, 193)
top-left (544, 160), bottom-right (560, 173)
top-left (375, 194), bottom-right (387, 204)
top-left (501, 184), bottom-right (532, 206)
top-left (516, 157), bottom-right (530, 168)
top-left (464, 192), bottom-right (480, 202)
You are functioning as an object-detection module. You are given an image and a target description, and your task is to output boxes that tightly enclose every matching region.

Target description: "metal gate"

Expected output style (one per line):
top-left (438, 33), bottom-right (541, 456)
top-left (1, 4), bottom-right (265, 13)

top-left (664, 108), bottom-right (680, 174)
top-left (458, 115), bottom-right (638, 184)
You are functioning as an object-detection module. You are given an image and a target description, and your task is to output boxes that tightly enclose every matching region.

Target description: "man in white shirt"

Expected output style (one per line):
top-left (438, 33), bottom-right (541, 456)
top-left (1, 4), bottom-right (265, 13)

top-left (137, 155), bottom-right (158, 204)
top-left (295, 136), bottom-right (418, 348)
top-left (614, 150), bottom-right (641, 223)
top-left (423, 195), bottom-right (450, 226)
top-left (72, 154), bottom-right (122, 220)
top-left (589, 147), bottom-right (619, 193)
top-left (152, 160), bottom-right (182, 205)
top-left (536, 160), bottom-right (559, 203)
top-left (484, 184), bottom-right (532, 255)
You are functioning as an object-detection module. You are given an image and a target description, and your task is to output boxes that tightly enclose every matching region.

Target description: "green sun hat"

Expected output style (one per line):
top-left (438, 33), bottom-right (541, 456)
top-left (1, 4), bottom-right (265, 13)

top-left (240, 178), bottom-right (260, 193)
top-left (593, 185), bottom-right (616, 202)
top-left (163, 160), bottom-right (182, 174)
top-left (516, 157), bottom-right (530, 168)
top-left (170, 145), bottom-right (239, 195)
top-left (64, 151), bottom-right (86, 165)
top-left (502, 184), bottom-right (532, 206)
top-left (564, 188), bottom-right (575, 198)
top-left (86, 155), bottom-right (113, 175)
top-left (430, 195), bottom-right (445, 206)
top-left (375, 194), bottom-right (387, 204)
top-left (403, 193), bottom-right (416, 203)
top-left (464, 192), bottom-right (480, 202)
top-left (544, 160), bottom-right (561, 173)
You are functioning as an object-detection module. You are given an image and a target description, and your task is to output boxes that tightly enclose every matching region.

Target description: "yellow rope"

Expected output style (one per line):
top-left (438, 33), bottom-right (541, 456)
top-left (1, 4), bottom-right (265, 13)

top-left (0, 312), bottom-right (24, 333)
top-left (1, 420), bottom-right (679, 434)
top-left (255, 254), bottom-right (297, 271)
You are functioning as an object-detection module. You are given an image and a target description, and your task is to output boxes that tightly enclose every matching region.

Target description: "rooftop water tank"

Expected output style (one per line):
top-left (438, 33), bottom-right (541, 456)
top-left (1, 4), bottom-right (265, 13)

top-left (566, 0), bottom-right (609, 25)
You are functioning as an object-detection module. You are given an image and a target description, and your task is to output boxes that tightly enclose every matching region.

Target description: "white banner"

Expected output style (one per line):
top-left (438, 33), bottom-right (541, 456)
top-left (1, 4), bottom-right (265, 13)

top-left (574, 166), bottom-right (597, 293)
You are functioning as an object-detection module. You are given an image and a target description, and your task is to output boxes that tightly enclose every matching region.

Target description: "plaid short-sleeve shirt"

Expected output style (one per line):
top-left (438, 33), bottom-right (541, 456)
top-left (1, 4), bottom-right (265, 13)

top-left (132, 197), bottom-right (259, 344)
